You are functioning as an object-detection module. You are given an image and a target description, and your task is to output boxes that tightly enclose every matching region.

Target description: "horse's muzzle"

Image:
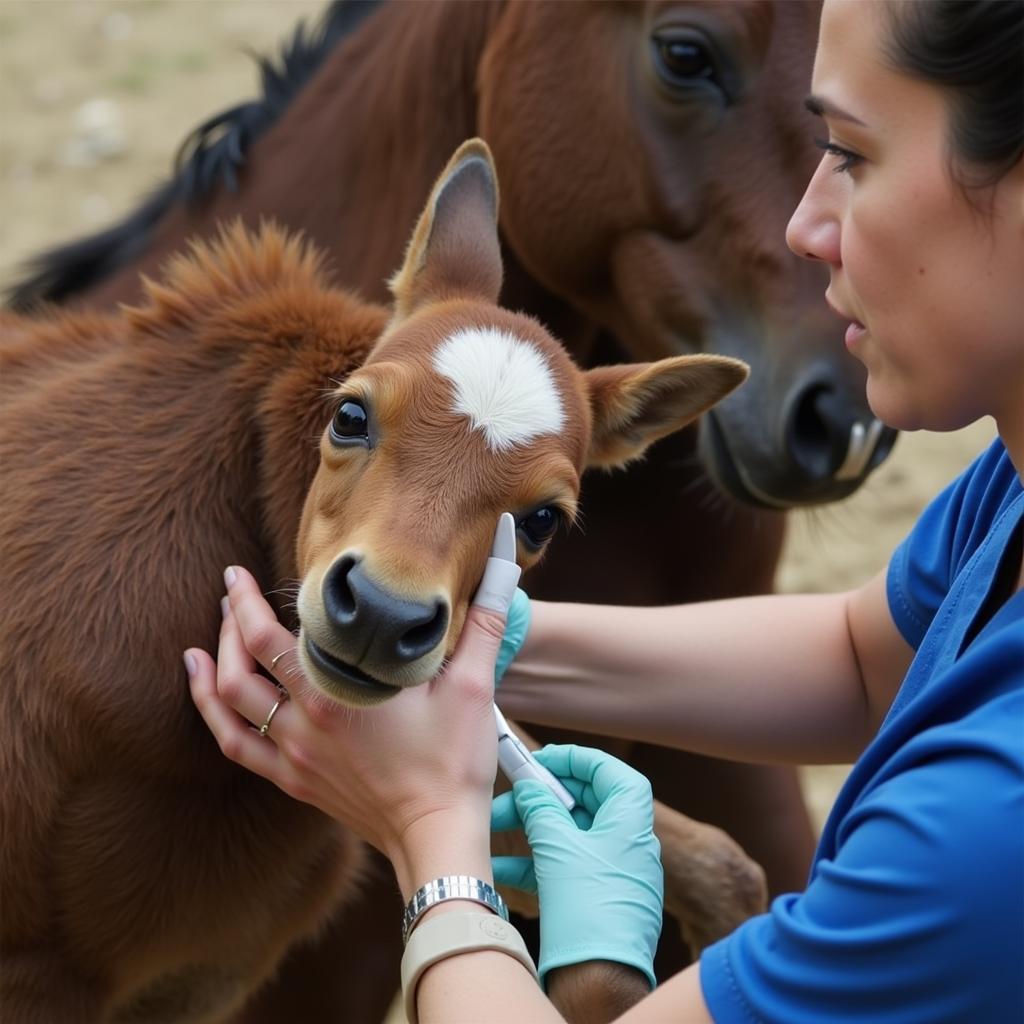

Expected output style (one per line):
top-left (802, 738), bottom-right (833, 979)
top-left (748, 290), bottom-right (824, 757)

top-left (701, 387), bottom-right (897, 510)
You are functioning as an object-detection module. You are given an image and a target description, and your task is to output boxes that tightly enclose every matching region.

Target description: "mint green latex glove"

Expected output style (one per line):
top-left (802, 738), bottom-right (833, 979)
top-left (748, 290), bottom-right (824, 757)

top-left (494, 587), bottom-right (530, 683)
top-left (490, 743), bottom-right (663, 990)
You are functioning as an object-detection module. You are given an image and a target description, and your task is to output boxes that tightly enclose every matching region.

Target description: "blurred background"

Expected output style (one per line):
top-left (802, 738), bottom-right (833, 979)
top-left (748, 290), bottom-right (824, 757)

top-left (0, 0), bottom-right (996, 837)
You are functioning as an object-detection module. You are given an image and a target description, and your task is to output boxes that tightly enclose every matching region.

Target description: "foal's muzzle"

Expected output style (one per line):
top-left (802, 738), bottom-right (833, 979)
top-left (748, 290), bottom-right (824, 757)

top-left (321, 555), bottom-right (450, 666)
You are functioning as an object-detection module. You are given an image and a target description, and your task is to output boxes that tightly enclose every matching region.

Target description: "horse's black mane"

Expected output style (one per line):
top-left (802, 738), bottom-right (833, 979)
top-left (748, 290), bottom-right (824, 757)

top-left (6, 0), bottom-right (381, 311)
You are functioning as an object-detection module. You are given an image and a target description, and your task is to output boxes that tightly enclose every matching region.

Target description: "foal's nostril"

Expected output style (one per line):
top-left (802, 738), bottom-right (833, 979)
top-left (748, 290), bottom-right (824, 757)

top-left (323, 555), bottom-right (358, 627)
top-left (397, 600), bottom-right (450, 662)
top-left (320, 555), bottom-right (449, 666)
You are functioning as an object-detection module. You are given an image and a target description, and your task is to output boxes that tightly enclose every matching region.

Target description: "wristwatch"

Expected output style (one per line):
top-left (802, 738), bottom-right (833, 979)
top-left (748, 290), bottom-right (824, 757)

top-left (401, 875), bottom-right (509, 944)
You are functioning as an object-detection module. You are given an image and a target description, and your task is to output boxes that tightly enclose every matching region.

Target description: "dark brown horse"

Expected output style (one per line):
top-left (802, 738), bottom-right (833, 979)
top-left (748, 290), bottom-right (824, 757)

top-left (1, 139), bottom-right (767, 1023)
top-left (7, 0), bottom-right (895, 1013)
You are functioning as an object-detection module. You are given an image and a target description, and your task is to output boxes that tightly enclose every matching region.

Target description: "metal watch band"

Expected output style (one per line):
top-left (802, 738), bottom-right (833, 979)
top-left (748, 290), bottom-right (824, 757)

top-left (401, 911), bottom-right (538, 1024)
top-left (401, 875), bottom-right (509, 945)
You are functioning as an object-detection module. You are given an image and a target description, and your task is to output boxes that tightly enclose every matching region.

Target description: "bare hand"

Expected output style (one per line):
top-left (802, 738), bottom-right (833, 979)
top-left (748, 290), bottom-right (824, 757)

top-left (186, 565), bottom-right (510, 864)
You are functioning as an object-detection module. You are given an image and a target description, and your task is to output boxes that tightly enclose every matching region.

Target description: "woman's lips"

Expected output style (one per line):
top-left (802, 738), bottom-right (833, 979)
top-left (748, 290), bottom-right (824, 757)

top-left (825, 294), bottom-right (866, 348)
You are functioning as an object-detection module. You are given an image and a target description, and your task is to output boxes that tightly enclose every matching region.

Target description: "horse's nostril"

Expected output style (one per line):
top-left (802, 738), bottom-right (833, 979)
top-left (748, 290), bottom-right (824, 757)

top-left (786, 385), bottom-right (847, 481)
top-left (323, 555), bottom-right (359, 626)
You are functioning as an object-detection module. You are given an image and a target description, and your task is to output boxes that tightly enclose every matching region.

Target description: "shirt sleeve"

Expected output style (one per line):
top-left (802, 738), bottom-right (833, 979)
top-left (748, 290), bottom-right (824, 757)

top-left (887, 440), bottom-right (1010, 650)
top-left (699, 690), bottom-right (1024, 1024)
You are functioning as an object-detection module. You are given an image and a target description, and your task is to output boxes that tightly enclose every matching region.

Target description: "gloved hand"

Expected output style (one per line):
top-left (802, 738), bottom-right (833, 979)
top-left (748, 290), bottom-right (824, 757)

top-left (490, 743), bottom-right (663, 990)
top-left (494, 587), bottom-right (530, 683)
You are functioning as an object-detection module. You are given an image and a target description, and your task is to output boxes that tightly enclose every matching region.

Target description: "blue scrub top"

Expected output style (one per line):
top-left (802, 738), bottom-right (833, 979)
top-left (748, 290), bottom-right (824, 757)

top-left (701, 438), bottom-right (1024, 1024)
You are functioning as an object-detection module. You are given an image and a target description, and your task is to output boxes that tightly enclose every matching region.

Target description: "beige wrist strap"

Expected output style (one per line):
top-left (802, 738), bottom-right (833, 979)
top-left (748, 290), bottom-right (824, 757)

top-left (401, 911), bottom-right (539, 1024)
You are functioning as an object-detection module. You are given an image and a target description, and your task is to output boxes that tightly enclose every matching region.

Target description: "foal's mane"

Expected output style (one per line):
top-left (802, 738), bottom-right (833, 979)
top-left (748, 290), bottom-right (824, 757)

top-left (123, 221), bottom-right (329, 336)
top-left (6, 0), bottom-right (382, 312)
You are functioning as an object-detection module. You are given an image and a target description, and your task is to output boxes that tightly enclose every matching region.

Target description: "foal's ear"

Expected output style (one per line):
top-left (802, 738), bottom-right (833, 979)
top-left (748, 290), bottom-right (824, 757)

top-left (389, 138), bottom-right (502, 321)
top-left (584, 354), bottom-right (749, 469)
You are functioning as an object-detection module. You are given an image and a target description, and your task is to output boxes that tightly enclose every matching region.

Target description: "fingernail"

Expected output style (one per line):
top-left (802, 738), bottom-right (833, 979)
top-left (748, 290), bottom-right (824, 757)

top-left (224, 566), bottom-right (237, 587)
top-left (183, 651), bottom-right (197, 677)
top-left (220, 596), bottom-right (231, 619)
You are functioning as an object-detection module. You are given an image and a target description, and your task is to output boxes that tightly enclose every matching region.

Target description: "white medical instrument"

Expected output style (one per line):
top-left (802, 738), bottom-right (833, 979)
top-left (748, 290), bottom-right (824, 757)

top-left (475, 512), bottom-right (578, 812)
top-left (494, 703), bottom-right (578, 812)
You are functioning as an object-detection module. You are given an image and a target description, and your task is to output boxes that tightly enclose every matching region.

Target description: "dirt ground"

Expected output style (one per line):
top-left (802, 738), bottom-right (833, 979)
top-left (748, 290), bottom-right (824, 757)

top-left (0, 1), bottom-right (999, 1012)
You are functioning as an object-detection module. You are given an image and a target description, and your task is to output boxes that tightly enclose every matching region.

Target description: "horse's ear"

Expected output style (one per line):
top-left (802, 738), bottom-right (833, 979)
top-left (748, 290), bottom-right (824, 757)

top-left (583, 354), bottom-right (749, 469)
top-left (389, 138), bottom-right (502, 321)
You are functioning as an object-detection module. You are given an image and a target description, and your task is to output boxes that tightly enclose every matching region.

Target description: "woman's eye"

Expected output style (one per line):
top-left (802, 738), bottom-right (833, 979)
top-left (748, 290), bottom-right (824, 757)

top-left (814, 138), bottom-right (864, 174)
top-left (651, 33), bottom-right (722, 92)
top-left (518, 507), bottom-right (562, 549)
top-left (330, 399), bottom-right (369, 445)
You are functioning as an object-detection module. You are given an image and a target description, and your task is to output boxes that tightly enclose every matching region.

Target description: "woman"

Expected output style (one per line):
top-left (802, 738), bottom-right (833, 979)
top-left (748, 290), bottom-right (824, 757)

top-left (187, 1), bottom-right (1023, 1020)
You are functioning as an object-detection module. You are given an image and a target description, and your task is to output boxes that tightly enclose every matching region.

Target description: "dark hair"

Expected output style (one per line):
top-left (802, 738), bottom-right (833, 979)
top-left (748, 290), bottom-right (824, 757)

top-left (885, 0), bottom-right (1023, 189)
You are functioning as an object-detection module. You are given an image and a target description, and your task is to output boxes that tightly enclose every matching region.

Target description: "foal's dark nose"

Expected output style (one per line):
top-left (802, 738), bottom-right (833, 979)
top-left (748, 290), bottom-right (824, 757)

top-left (322, 556), bottom-right (449, 664)
top-left (783, 380), bottom-right (897, 486)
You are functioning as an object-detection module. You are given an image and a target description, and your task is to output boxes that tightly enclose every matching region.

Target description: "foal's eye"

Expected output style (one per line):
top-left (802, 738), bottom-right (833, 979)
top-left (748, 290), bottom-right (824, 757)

top-left (651, 33), bottom-right (723, 93)
top-left (330, 399), bottom-right (369, 446)
top-left (518, 506), bottom-right (562, 549)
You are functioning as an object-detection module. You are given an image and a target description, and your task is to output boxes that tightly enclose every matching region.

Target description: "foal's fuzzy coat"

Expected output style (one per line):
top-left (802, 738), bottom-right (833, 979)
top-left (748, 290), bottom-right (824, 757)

top-left (1, 228), bottom-right (382, 1022)
top-left (0, 141), bottom-right (757, 1022)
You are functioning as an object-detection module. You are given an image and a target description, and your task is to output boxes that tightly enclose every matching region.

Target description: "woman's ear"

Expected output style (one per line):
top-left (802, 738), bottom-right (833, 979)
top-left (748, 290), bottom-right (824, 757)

top-left (388, 138), bottom-right (503, 323)
top-left (583, 354), bottom-right (749, 469)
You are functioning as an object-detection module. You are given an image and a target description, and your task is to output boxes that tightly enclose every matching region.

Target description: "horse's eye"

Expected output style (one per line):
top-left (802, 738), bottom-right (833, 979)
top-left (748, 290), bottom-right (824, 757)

top-left (518, 506), bottom-right (561, 549)
top-left (330, 399), bottom-right (369, 445)
top-left (652, 33), bottom-right (721, 91)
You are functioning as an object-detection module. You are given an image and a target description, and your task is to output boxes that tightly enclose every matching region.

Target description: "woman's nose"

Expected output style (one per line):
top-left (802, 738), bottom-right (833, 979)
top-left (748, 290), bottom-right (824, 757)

top-left (786, 164), bottom-right (841, 265)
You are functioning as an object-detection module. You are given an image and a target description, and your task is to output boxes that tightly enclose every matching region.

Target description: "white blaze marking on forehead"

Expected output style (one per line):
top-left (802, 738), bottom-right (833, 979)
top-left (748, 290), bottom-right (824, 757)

top-left (432, 327), bottom-right (566, 451)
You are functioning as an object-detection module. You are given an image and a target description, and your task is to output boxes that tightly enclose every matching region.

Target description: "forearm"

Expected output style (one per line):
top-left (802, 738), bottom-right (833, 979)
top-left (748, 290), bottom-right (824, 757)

top-left (416, 927), bottom-right (562, 1024)
top-left (396, 822), bottom-right (696, 1024)
top-left (388, 806), bottom-right (496, 901)
top-left (391, 814), bottom-right (563, 1024)
top-left (417, 915), bottom-right (711, 1024)
top-left (499, 590), bottom-right (882, 764)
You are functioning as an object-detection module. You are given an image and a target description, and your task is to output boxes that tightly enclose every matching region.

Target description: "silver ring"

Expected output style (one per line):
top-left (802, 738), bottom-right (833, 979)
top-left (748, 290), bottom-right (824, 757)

top-left (270, 647), bottom-right (296, 672)
top-left (258, 687), bottom-right (290, 738)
